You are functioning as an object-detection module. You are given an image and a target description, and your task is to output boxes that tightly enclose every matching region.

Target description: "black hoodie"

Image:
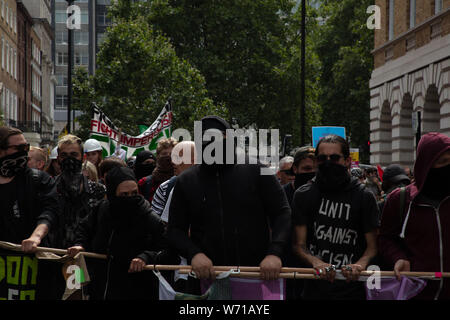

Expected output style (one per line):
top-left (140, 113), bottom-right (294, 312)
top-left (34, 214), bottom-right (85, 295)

top-left (167, 162), bottom-right (291, 267)
top-left (72, 197), bottom-right (170, 300)
top-left (292, 176), bottom-right (379, 299)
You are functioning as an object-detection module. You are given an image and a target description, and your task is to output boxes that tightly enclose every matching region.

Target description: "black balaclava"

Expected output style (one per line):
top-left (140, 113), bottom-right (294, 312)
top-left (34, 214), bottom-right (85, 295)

top-left (106, 166), bottom-right (144, 222)
top-left (421, 164), bottom-right (450, 201)
top-left (316, 160), bottom-right (351, 192)
top-left (58, 156), bottom-right (84, 201)
top-left (201, 116), bottom-right (232, 171)
top-left (0, 150), bottom-right (29, 177)
top-left (294, 172), bottom-right (316, 190)
top-left (134, 151), bottom-right (156, 180)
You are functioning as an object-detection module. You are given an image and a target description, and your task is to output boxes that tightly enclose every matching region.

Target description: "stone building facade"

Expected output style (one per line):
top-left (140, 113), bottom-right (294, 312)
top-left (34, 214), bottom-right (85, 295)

top-left (370, 0), bottom-right (450, 166)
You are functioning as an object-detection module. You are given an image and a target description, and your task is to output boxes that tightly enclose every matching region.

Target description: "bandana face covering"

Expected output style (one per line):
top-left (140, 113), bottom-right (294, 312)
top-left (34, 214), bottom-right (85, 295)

top-left (316, 160), bottom-right (350, 192)
top-left (0, 151), bottom-right (29, 177)
top-left (61, 157), bottom-right (83, 175)
top-left (58, 157), bottom-right (84, 200)
top-left (422, 164), bottom-right (450, 201)
top-left (109, 195), bottom-right (143, 225)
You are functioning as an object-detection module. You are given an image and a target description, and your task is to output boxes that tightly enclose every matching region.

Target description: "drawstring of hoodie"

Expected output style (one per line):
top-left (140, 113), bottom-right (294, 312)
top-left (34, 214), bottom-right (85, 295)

top-left (399, 201), bottom-right (413, 239)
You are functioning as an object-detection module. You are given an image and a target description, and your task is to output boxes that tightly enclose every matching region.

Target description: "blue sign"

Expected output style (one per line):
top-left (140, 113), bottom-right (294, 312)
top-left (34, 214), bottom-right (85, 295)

top-left (312, 127), bottom-right (346, 148)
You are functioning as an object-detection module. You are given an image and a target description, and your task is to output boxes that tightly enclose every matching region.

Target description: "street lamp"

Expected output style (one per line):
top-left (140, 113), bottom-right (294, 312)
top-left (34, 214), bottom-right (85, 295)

top-left (300, 0), bottom-right (306, 146)
top-left (66, 0), bottom-right (74, 133)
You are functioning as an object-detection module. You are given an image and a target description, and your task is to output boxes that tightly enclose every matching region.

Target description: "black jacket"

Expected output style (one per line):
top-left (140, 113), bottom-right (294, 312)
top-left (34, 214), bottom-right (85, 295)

top-left (0, 168), bottom-right (59, 245)
top-left (167, 163), bottom-right (292, 267)
top-left (54, 175), bottom-right (105, 248)
top-left (73, 196), bottom-right (169, 300)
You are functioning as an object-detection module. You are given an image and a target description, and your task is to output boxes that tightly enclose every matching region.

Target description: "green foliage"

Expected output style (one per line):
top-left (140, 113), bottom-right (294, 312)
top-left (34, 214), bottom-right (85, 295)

top-left (111, 0), bottom-right (323, 145)
top-left (74, 0), bottom-right (374, 156)
top-left (315, 0), bottom-right (374, 162)
top-left (73, 14), bottom-right (227, 138)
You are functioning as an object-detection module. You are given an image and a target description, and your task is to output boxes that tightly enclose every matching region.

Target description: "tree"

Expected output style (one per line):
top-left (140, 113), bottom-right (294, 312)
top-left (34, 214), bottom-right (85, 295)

top-left (109, 0), bottom-right (323, 146)
top-left (315, 0), bottom-right (374, 162)
top-left (73, 14), bottom-right (227, 138)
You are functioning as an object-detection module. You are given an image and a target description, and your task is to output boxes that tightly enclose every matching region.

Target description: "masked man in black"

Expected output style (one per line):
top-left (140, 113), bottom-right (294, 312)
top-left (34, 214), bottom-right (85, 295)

top-left (167, 116), bottom-right (291, 294)
top-left (52, 134), bottom-right (105, 249)
top-left (0, 127), bottom-right (61, 299)
top-left (292, 135), bottom-right (379, 300)
top-left (0, 126), bottom-right (59, 251)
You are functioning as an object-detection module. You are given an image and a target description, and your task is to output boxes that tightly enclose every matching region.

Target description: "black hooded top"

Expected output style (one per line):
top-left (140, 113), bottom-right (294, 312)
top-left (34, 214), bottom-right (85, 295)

top-left (72, 166), bottom-right (170, 300)
top-left (167, 115), bottom-right (291, 267)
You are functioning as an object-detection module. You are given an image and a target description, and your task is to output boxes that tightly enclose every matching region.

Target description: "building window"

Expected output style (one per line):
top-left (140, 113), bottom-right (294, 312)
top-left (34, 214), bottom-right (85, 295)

top-left (1, 38), bottom-right (4, 69)
top-left (56, 31), bottom-right (68, 44)
top-left (13, 50), bottom-right (16, 80)
top-left (97, 0), bottom-right (111, 5)
top-left (6, 42), bottom-right (9, 74)
top-left (435, 0), bottom-right (443, 14)
top-left (80, 12), bottom-right (89, 24)
top-left (56, 95), bottom-right (68, 109)
top-left (409, 0), bottom-right (416, 29)
top-left (74, 31), bottom-right (89, 45)
top-left (97, 11), bottom-right (111, 26)
top-left (57, 52), bottom-right (69, 66)
top-left (10, 47), bottom-right (13, 76)
top-left (75, 52), bottom-right (89, 66)
top-left (55, 10), bottom-right (67, 23)
top-left (388, 0), bottom-right (395, 41)
top-left (56, 74), bottom-right (68, 87)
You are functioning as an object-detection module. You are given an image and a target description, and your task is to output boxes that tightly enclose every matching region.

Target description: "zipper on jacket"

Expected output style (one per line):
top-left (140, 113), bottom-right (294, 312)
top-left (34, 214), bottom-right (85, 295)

top-left (216, 171), bottom-right (227, 263)
top-left (434, 208), bottom-right (444, 300)
top-left (415, 196), bottom-right (450, 300)
top-left (103, 229), bottom-right (115, 300)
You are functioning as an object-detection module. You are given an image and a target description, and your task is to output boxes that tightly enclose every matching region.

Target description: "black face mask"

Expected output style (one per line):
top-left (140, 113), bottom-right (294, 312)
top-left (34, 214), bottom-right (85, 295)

top-left (316, 160), bottom-right (350, 192)
top-left (0, 151), bottom-right (28, 177)
top-left (109, 195), bottom-right (143, 222)
top-left (60, 157), bottom-right (83, 175)
top-left (422, 164), bottom-right (450, 201)
top-left (294, 172), bottom-right (316, 190)
top-left (135, 163), bottom-right (155, 179)
top-left (57, 157), bottom-right (84, 200)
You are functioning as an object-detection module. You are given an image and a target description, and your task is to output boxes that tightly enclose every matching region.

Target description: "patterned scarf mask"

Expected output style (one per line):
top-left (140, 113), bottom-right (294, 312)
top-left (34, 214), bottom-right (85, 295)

top-left (0, 151), bottom-right (29, 177)
top-left (58, 157), bottom-right (84, 201)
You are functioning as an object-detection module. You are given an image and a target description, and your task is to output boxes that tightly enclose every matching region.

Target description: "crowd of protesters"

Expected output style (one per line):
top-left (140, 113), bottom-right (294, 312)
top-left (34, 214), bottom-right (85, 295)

top-left (0, 118), bottom-right (449, 301)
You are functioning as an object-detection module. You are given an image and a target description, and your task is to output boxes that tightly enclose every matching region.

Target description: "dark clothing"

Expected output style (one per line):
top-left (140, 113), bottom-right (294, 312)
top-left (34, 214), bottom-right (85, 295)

top-left (379, 132), bottom-right (450, 300)
top-left (167, 163), bottom-right (291, 267)
top-left (0, 168), bottom-right (58, 245)
top-left (283, 183), bottom-right (296, 206)
top-left (292, 177), bottom-right (379, 300)
top-left (54, 175), bottom-right (105, 248)
top-left (377, 183), bottom-right (409, 223)
top-left (282, 182), bottom-right (306, 300)
top-left (73, 197), bottom-right (170, 300)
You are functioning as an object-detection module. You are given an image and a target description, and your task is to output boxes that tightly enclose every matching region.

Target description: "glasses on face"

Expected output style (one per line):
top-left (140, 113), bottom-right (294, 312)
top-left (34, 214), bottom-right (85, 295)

top-left (316, 154), bottom-right (344, 164)
top-left (7, 143), bottom-right (30, 153)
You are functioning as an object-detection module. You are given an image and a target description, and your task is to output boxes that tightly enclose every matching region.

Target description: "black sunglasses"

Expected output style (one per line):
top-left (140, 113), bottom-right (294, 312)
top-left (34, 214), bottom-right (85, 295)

top-left (316, 154), bottom-right (343, 163)
top-left (7, 143), bottom-right (30, 153)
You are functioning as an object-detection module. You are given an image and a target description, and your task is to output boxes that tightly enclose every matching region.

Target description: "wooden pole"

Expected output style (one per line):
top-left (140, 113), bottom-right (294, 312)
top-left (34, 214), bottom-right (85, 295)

top-left (147, 265), bottom-right (450, 278)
